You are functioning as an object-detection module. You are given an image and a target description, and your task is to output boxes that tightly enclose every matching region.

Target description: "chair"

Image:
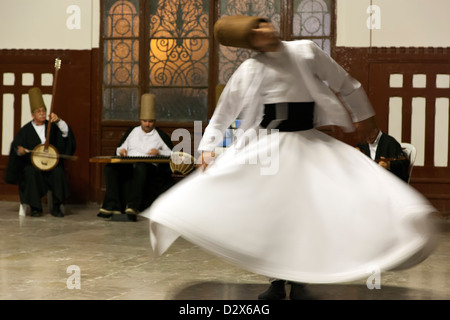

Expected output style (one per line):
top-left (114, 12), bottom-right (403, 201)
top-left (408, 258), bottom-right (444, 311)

top-left (19, 192), bottom-right (53, 216)
top-left (400, 142), bottom-right (417, 184)
top-left (18, 191), bottom-right (64, 216)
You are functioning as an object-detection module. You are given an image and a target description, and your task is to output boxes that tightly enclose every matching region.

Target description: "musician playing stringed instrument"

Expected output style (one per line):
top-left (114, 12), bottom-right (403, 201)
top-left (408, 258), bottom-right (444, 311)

top-left (355, 118), bottom-right (410, 182)
top-left (4, 86), bottom-right (76, 217)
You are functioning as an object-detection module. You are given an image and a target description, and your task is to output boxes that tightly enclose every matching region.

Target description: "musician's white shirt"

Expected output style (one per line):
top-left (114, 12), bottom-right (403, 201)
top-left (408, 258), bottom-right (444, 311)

top-left (368, 130), bottom-right (383, 160)
top-left (32, 119), bottom-right (69, 143)
top-left (116, 126), bottom-right (172, 157)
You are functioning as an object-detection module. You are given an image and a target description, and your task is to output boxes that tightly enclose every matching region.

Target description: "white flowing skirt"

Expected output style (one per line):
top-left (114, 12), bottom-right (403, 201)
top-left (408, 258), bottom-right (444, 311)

top-left (140, 129), bottom-right (437, 283)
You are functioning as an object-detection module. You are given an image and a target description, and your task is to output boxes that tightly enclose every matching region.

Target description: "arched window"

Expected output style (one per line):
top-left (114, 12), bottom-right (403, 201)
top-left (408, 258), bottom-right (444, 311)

top-left (102, 0), bottom-right (209, 122)
top-left (292, 0), bottom-right (331, 53)
top-left (103, 0), bottom-right (140, 120)
top-left (101, 0), bottom-right (335, 122)
top-left (148, 0), bottom-right (209, 121)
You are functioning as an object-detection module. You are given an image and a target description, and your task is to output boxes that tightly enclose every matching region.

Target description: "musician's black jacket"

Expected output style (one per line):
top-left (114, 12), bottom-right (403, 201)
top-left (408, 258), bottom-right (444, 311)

top-left (356, 132), bottom-right (409, 183)
top-left (4, 120), bottom-right (76, 185)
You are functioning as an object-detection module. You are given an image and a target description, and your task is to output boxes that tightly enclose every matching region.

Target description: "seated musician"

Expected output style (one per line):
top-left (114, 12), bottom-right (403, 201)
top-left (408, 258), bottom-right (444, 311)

top-left (4, 87), bottom-right (76, 217)
top-left (97, 93), bottom-right (174, 221)
top-left (355, 118), bottom-right (409, 182)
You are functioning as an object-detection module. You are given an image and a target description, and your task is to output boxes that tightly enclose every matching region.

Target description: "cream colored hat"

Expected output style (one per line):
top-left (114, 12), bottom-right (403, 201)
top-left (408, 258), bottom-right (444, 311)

top-left (28, 87), bottom-right (46, 113)
top-left (140, 93), bottom-right (156, 120)
top-left (214, 15), bottom-right (268, 49)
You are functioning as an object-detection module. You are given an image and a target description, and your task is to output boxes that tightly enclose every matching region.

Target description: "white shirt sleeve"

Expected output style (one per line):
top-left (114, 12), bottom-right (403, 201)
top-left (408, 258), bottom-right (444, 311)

top-left (116, 129), bottom-right (133, 156)
top-left (309, 41), bottom-right (375, 122)
top-left (56, 119), bottom-right (69, 138)
top-left (157, 138), bottom-right (173, 156)
top-left (198, 60), bottom-right (260, 152)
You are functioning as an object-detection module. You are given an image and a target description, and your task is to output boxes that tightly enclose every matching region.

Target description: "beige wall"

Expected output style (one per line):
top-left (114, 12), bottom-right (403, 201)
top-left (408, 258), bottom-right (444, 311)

top-left (0, 0), bottom-right (99, 50)
top-left (336, 0), bottom-right (450, 47)
top-left (1, 0), bottom-right (448, 50)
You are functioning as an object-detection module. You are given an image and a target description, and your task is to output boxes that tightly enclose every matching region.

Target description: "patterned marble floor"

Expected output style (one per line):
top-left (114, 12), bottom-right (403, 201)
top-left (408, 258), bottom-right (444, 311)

top-left (0, 200), bottom-right (449, 301)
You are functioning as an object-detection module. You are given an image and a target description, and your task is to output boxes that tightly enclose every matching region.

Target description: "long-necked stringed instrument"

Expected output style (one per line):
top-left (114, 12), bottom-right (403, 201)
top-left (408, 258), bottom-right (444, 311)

top-left (31, 58), bottom-right (66, 171)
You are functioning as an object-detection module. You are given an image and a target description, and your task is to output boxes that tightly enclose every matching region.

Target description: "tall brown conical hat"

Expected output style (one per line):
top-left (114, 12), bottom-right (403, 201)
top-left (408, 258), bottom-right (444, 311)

top-left (140, 93), bottom-right (156, 120)
top-left (28, 87), bottom-right (46, 113)
top-left (214, 15), bottom-right (268, 49)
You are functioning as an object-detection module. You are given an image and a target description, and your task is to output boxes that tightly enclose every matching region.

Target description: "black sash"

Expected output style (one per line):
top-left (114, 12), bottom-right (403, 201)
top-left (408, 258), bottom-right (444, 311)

top-left (260, 102), bottom-right (314, 132)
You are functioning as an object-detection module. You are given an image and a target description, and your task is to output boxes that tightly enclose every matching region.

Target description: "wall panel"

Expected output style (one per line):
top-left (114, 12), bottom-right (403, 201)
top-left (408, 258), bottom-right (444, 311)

top-left (334, 46), bottom-right (450, 216)
top-left (0, 49), bottom-right (97, 204)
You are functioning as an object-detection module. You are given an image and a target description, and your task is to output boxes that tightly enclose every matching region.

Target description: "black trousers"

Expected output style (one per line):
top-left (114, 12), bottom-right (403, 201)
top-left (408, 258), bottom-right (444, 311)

top-left (101, 162), bottom-right (174, 212)
top-left (18, 164), bottom-right (70, 211)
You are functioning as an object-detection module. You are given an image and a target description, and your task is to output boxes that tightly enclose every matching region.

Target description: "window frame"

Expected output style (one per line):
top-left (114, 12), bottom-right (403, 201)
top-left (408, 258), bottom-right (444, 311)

top-left (100, 0), bottom-right (336, 124)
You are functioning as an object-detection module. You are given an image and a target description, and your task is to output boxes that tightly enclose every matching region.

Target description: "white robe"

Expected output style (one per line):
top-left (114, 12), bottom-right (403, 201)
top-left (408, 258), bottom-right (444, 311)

top-left (140, 41), bottom-right (437, 284)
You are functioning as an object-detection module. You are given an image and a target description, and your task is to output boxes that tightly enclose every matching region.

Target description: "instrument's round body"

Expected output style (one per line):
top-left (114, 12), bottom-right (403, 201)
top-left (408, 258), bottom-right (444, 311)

top-left (31, 144), bottom-right (59, 171)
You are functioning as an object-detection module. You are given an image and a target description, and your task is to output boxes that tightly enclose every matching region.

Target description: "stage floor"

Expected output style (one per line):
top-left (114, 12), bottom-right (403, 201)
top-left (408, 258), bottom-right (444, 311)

top-left (0, 201), bottom-right (449, 300)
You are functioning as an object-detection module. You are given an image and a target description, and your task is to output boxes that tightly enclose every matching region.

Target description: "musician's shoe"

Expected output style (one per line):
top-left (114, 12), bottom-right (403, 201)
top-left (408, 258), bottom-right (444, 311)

top-left (125, 207), bottom-right (138, 215)
top-left (125, 208), bottom-right (138, 221)
top-left (31, 209), bottom-right (42, 217)
top-left (258, 280), bottom-right (286, 300)
top-left (97, 212), bottom-right (110, 218)
top-left (97, 208), bottom-right (120, 218)
top-left (51, 206), bottom-right (64, 218)
top-left (127, 214), bottom-right (137, 222)
top-left (110, 212), bottom-right (135, 222)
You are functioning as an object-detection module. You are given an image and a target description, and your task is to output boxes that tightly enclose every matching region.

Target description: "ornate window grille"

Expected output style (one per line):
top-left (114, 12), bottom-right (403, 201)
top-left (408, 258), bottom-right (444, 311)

top-left (102, 0), bottom-right (334, 121)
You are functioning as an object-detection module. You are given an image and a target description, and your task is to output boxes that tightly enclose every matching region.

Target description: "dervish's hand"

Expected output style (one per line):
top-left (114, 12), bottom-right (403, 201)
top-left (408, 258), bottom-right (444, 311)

top-left (197, 151), bottom-right (216, 171)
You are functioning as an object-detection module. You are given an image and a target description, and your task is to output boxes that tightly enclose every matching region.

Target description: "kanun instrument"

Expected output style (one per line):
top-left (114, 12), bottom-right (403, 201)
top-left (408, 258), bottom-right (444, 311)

top-left (90, 152), bottom-right (196, 177)
top-left (89, 155), bottom-right (171, 164)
